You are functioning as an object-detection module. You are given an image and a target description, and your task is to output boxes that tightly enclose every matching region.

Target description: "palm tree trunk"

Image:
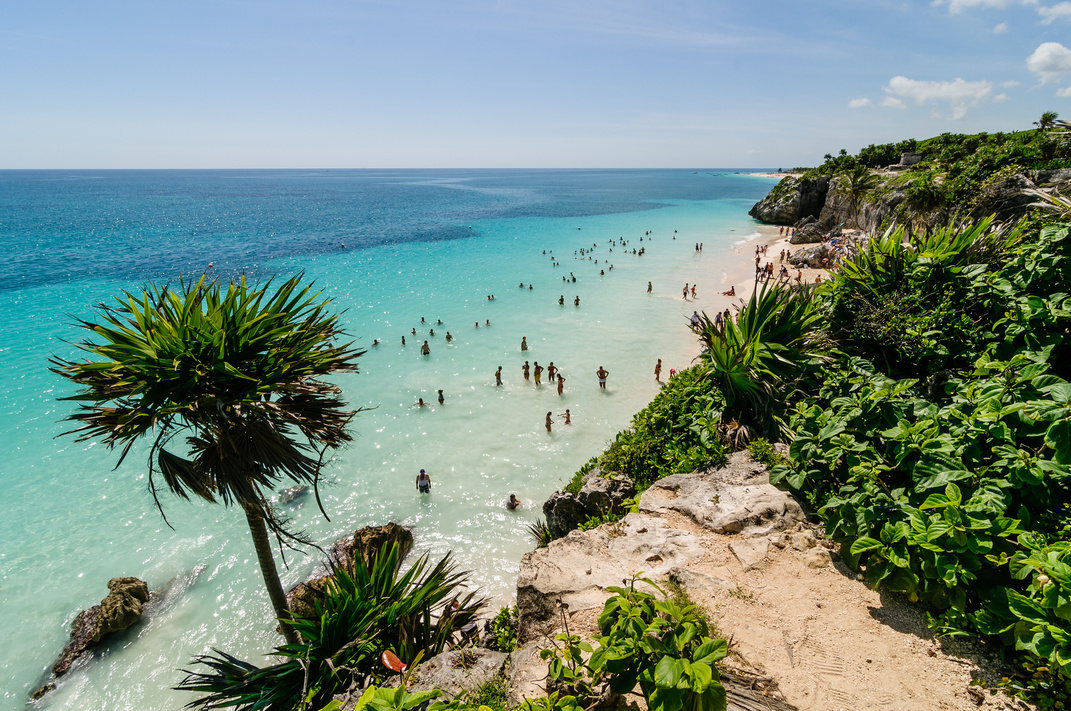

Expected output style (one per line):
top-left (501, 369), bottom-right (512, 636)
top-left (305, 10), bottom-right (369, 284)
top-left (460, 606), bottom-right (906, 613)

top-left (243, 504), bottom-right (300, 646)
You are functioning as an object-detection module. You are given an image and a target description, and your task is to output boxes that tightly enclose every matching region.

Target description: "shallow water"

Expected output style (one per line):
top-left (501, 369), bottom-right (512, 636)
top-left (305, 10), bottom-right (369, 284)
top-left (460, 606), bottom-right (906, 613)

top-left (0, 169), bottom-right (776, 710)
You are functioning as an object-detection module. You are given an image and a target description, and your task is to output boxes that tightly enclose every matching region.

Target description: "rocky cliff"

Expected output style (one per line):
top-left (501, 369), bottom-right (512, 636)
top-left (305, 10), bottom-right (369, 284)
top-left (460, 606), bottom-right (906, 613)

top-left (749, 168), bottom-right (1071, 241)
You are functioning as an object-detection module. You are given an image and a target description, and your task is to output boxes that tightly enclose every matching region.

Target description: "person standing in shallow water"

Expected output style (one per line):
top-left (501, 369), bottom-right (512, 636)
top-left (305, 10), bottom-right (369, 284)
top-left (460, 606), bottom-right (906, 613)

top-left (438, 389), bottom-right (445, 404)
top-left (647, 281), bottom-right (652, 293)
top-left (495, 367), bottom-right (502, 386)
top-left (520, 337), bottom-right (528, 351)
top-left (534, 362), bottom-right (543, 385)
top-left (557, 374), bottom-right (565, 395)
top-left (654, 359), bottom-right (662, 382)
top-left (416, 469), bottom-right (431, 493)
top-left (523, 361), bottom-right (530, 380)
top-left (421, 341), bottom-right (430, 355)
top-left (545, 412), bottom-right (553, 432)
top-left (596, 366), bottom-right (609, 389)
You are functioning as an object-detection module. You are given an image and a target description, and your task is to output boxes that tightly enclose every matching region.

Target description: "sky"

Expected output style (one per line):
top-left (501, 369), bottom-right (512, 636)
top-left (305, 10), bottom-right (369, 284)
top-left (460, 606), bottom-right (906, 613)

top-left (2, 0), bottom-right (1070, 169)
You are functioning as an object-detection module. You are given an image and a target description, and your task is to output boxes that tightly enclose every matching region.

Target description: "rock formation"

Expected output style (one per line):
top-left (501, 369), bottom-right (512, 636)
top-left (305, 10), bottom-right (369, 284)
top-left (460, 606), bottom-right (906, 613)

top-left (542, 467), bottom-right (635, 539)
top-left (748, 176), bottom-right (829, 225)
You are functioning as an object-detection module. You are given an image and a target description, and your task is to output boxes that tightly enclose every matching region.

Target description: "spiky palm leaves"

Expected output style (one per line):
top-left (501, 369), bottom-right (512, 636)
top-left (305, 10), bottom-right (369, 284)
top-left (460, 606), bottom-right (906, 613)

top-left (51, 275), bottom-right (363, 643)
top-left (841, 164), bottom-right (880, 228)
top-left (693, 282), bottom-right (827, 440)
top-left (176, 542), bottom-right (485, 711)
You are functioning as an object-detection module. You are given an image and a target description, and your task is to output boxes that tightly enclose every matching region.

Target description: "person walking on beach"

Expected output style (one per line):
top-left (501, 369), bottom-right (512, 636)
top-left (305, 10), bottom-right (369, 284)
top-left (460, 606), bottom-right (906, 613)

top-left (421, 341), bottom-right (430, 356)
top-left (523, 361), bottom-right (530, 380)
top-left (557, 374), bottom-right (565, 395)
top-left (596, 366), bottom-right (609, 389)
top-left (545, 412), bottom-right (553, 432)
top-left (534, 362), bottom-right (543, 385)
top-left (690, 285), bottom-right (697, 299)
top-left (691, 311), bottom-right (701, 327)
top-left (521, 336), bottom-right (528, 351)
top-left (416, 469), bottom-right (431, 494)
top-left (682, 283), bottom-right (689, 300)
top-left (495, 367), bottom-right (503, 386)
top-left (654, 359), bottom-right (662, 382)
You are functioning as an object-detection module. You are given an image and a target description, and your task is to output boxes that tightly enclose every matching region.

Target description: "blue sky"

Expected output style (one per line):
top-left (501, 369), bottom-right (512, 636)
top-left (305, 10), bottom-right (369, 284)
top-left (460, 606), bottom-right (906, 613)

top-left (2, 0), bottom-right (1070, 168)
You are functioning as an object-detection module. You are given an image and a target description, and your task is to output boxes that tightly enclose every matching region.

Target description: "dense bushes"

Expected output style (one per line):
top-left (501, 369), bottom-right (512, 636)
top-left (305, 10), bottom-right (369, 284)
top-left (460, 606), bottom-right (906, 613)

top-left (773, 221), bottom-right (1071, 702)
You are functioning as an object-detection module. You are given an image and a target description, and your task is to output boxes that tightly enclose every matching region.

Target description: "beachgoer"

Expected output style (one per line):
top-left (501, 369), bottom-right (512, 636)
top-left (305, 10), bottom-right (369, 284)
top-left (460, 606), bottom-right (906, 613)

top-left (559, 295), bottom-right (565, 305)
top-left (416, 469), bottom-right (431, 493)
top-left (421, 317), bottom-right (425, 324)
top-left (495, 366), bottom-right (502, 386)
top-left (438, 389), bottom-right (444, 404)
top-left (485, 319), bottom-right (491, 326)
top-left (521, 336), bottom-right (528, 351)
top-left (547, 362), bottom-right (557, 380)
top-left (421, 341), bottom-right (430, 355)
top-left (372, 339), bottom-right (379, 347)
top-left (416, 398), bottom-right (426, 407)
top-left (507, 494), bottom-right (520, 510)
top-left (647, 281), bottom-right (652, 293)
top-left (691, 311), bottom-right (700, 327)
top-left (691, 285), bottom-right (697, 298)
top-left (523, 361), bottom-right (530, 380)
top-left (401, 336), bottom-right (406, 346)
top-left (574, 295), bottom-right (580, 306)
top-left (412, 328), bottom-right (417, 335)
top-left (534, 362), bottom-right (543, 385)
top-left (557, 374), bottom-right (565, 395)
top-left (475, 321), bottom-right (479, 328)
top-left (445, 332), bottom-right (453, 341)
top-left (429, 329), bottom-right (434, 336)
top-left (654, 358), bottom-right (662, 382)
top-left (437, 319), bottom-right (443, 325)
top-left (596, 366), bottom-right (609, 389)
top-left (545, 412), bottom-right (553, 432)
top-left (562, 409), bottom-right (571, 424)
top-left (528, 285), bottom-right (532, 290)
top-left (682, 283), bottom-right (688, 300)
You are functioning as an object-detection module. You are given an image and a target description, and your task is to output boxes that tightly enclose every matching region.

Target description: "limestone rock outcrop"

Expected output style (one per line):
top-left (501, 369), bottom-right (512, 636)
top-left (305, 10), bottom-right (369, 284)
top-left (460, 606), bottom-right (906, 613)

top-left (748, 176), bottom-right (829, 225)
top-left (50, 577), bottom-right (150, 678)
top-left (543, 468), bottom-right (635, 539)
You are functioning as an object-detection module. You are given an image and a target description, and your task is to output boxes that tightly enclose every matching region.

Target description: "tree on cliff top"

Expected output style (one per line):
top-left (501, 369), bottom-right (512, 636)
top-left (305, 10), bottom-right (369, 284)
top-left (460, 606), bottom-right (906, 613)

top-left (1035, 111), bottom-right (1059, 132)
top-left (51, 275), bottom-right (363, 645)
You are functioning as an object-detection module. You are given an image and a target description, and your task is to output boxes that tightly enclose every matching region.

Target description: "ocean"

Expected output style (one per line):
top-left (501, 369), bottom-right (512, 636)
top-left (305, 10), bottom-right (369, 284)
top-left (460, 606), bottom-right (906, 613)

top-left (0, 169), bottom-right (777, 710)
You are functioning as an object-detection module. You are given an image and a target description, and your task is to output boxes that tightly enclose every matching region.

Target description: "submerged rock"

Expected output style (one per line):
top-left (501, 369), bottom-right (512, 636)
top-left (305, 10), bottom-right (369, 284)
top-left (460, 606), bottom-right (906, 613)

top-left (279, 485), bottom-right (310, 504)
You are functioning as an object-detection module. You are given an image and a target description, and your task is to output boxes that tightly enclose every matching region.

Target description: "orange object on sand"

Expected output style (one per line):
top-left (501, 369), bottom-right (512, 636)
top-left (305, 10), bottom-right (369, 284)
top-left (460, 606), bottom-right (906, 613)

top-left (381, 649), bottom-right (407, 673)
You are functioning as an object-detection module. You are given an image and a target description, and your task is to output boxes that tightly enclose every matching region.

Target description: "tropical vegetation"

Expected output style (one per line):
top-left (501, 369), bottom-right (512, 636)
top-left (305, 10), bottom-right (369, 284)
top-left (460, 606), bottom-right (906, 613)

top-left (52, 275), bottom-right (363, 645)
top-left (176, 541), bottom-right (485, 710)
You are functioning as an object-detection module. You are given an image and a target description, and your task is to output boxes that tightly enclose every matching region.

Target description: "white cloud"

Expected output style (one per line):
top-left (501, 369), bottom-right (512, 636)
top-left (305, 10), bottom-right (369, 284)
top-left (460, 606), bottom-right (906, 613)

top-left (882, 75), bottom-right (994, 119)
top-left (1002, 80), bottom-right (1022, 87)
top-left (882, 96), bottom-right (907, 109)
top-left (994, 92), bottom-right (1010, 101)
top-left (1058, 86), bottom-right (1071, 96)
top-left (849, 97), bottom-right (872, 108)
top-left (1038, 2), bottom-right (1071, 23)
top-left (1027, 42), bottom-right (1071, 84)
top-left (993, 21), bottom-right (1009, 32)
top-left (933, 0), bottom-right (1036, 13)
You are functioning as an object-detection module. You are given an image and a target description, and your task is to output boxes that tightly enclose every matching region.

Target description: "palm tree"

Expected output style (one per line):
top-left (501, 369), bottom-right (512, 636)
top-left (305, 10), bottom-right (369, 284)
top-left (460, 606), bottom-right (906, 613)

top-left (51, 275), bottom-right (363, 644)
top-left (1034, 111), bottom-right (1059, 132)
top-left (841, 164), bottom-right (880, 229)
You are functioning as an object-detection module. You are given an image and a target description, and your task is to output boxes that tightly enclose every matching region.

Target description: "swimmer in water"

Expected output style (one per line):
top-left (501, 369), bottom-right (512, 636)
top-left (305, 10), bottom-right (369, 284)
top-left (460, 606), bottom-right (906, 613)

top-left (521, 336), bottom-right (528, 351)
top-left (421, 341), bottom-right (430, 355)
top-left (438, 389), bottom-right (445, 404)
top-left (507, 494), bottom-right (520, 510)
top-left (485, 319), bottom-right (491, 326)
top-left (401, 336), bottom-right (406, 346)
top-left (560, 409), bottom-right (571, 424)
top-left (372, 339), bottom-right (380, 347)
top-left (445, 332), bottom-right (453, 341)
top-left (495, 366), bottom-right (503, 386)
top-left (545, 412), bottom-right (553, 432)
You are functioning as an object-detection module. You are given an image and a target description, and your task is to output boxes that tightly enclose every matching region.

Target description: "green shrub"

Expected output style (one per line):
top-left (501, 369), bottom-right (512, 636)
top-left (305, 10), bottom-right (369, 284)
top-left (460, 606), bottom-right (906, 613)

top-left (489, 606), bottom-right (519, 653)
top-left (746, 438), bottom-right (784, 468)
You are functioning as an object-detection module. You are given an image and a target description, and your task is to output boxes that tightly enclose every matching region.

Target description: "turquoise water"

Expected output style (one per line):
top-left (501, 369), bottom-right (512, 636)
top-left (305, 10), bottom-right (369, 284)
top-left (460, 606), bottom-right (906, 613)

top-left (0, 170), bottom-right (776, 710)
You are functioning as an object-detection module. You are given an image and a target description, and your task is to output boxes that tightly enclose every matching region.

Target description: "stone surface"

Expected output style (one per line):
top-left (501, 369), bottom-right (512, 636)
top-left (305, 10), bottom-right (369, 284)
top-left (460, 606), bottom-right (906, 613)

top-left (667, 566), bottom-right (732, 593)
top-left (543, 468), bottom-right (635, 540)
top-left (516, 513), bottom-right (705, 643)
top-left (748, 176), bottom-right (830, 225)
top-left (729, 537), bottom-right (770, 572)
top-left (51, 577), bottom-right (149, 677)
top-left (404, 649), bottom-right (509, 698)
top-left (639, 471), bottom-right (805, 536)
top-left (507, 642), bottom-right (551, 705)
top-left (803, 546), bottom-right (833, 568)
top-left (791, 531), bottom-right (817, 551)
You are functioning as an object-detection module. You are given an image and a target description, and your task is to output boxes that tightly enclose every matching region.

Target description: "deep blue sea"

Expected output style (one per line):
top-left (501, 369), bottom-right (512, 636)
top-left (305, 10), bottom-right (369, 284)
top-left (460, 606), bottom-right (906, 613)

top-left (0, 169), bottom-right (777, 710)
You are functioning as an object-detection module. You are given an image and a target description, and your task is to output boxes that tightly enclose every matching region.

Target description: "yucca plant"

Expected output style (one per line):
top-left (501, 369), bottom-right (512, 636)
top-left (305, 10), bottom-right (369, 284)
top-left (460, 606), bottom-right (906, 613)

top-left (51, 275), bottom-right (363, 644)
top-left (693, 281), bottom-right (827, 440)
top-left (176, 541), bottom-right (485, 710)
